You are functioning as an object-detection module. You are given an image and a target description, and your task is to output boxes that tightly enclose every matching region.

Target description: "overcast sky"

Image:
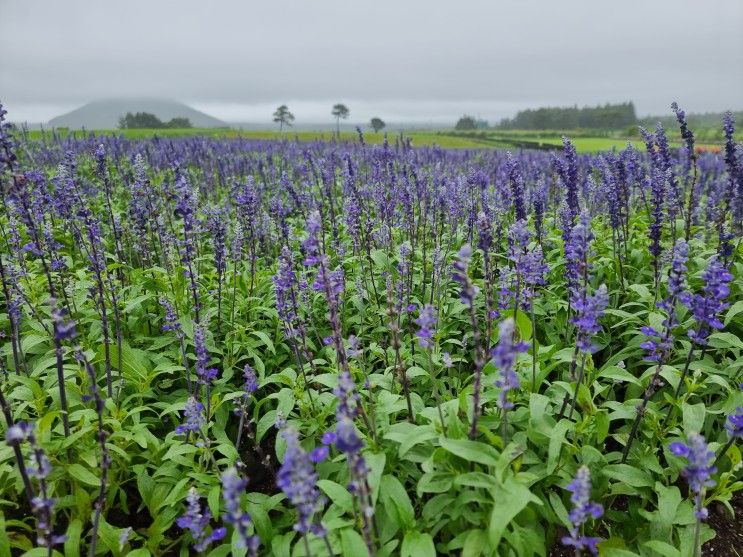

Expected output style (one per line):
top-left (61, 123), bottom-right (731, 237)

top-left (1, 0), bottom-right (742, 124)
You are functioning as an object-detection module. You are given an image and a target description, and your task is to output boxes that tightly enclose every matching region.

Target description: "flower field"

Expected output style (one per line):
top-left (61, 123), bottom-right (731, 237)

top-left (1, 102), bottom-right (742, 556)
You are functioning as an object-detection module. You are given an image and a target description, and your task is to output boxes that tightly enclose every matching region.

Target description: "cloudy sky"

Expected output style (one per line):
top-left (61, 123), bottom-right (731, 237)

top-left (1, 0), bottom-right (742, 124)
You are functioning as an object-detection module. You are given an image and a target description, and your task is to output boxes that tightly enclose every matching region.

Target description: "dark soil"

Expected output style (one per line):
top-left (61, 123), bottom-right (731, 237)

top-left (705, 490), bottom-right (743, 556)
top-left (548, 491), bottom-right (743, 557)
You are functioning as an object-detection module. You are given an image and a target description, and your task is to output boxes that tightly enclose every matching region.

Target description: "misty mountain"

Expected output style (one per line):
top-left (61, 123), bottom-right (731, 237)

top-left (48, 99), bottom-right (226, 129)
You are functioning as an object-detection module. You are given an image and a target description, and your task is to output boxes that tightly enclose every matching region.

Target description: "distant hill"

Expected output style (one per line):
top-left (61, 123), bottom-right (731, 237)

top-left (49, 99), bottom-right (227, 129)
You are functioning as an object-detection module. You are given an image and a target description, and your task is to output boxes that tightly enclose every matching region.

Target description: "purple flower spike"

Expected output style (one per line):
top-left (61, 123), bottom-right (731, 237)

top-left (221, 467), bottom-right (260, 554)
top-left (670, 432), bottom-right (716, 520)
top-left (452, 244), bottom-right (479, 307)
top-left (726, 408), bottom-right (743, 438)
top-left (573, 284), bottom-right (609, 354)
top-left (492, 318), bottom-right (528, 410)
top-left (176, 397), bottom-right (205, 435)
top-left (671, 102), bottom-right (695, 157)
top-left (684, 257), bottom-right (733, 346)
top-left (242, 364), bottom-right (258, 394)
top-left (194, 326), bottom-right (218, 387)
top-left (177, 487), bottom-right (227, 552)
top-left (561, 465), bottom-right (603, 556)
top-left (415, 304), bottom-right (437, 349)
top-left (160, 298), bottom-right (183, 339)
top-left (276, 426), bottom-right (327, 535)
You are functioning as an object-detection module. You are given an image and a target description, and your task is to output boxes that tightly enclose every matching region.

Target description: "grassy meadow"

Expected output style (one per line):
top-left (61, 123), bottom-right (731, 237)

top-left (22, 126), bottom-right (721, 153)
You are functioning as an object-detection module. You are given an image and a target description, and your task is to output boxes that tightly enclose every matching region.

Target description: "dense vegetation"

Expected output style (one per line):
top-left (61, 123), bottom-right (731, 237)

top-left (118, 112), bottom-right (193, 130)
top-left (497, 103), bottom-right (637, 131)
top-left (1, 101), bottom-right (742, 557)
top-left (455, 116), bottom-right (489, 131)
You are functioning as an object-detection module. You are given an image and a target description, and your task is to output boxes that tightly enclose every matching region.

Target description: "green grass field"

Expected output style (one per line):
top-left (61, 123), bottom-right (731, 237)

top-left (22, 127), bottom-right (725, 153)
top-left (25, 128), bottom-right (489, 149)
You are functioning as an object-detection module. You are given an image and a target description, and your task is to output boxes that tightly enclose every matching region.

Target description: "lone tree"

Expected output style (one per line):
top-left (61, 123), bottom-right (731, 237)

top-left (331, 103), bottom-right (350, 136)
top-left (370, 117), bottom-right (385, 133)
top-left (272, 105), bottom-right (295, 132)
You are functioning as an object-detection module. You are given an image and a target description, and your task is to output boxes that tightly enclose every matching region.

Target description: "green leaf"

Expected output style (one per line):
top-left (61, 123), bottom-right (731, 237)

top-left (682, 402), bottom-right (706, 434)
top-left (417, 472), bottom-right (454, 496)
top-left (208, 485), bottom-right (221, 519)
top-left (125, 550), bottom-right (151, 557)
top-left (707, 331), bottom-right (743, 351)
top-left (514, 310), bottom-right (533, 341)
top-left (64, 519), bottom-right (82, 557)
top-left (642, 541), bottom-right (681, 557)
top-left (547, 420), bottom-right (571, 474)
top-left (401, 531), bottom-right (435, 557)
top-left (462, 529), bottom-right (488, 557)
top-left (396, 426), bottom-right (438, 458)
top-left (549, 492), bottom-right (570, 528)
top-left (370, 249), bottom-right (391, 269)
top-left (340, 528), bottom-right (368, 556)
top-left (317, 479), bottom-right (353, 513)
top-left (250, 330), bottom-right (275, 354)
top-left (67, 463), bottom-right (101, 487)
top-left (439, 437), bottom-right (499, 467)
top-left (629, 283), bottom-right (652, 301)
top-left (602, 464), bottom-right (654, 488)
top-left (270, 532), bottom-right (294, 557)
top-left (594, 410), bottom-right (609, 443)
top-left (96, 515), bottom-right (124, 557)
top-left (0, 513), bottom-right (10, 557)
top-left (365, 452), bottom-right (387, 508)
top-left (454, 472), bottom-right (497, 490)
top-left (488, 478), bottom-right (539, 549)
top-left (380, 475), bottom-right (415, 530)
top-left (654, 483), bottom-right (683, 528)
top-left (19, 550), bottom-right (64, 557)
top-left (598, 366), bottom-right (642, 386)
top-left (724, 300), bottom-right (743, 326)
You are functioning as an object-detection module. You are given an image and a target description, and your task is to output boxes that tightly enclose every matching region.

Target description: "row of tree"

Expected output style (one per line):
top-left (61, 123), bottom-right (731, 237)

top-left (273, 104), bottom-right (386, 134)
top-left (118, 112), bottom-right (193, 129)
top-left (495, 102), bottom-right (637, 130)
top-left (117, 104), bottom-right (389, 133)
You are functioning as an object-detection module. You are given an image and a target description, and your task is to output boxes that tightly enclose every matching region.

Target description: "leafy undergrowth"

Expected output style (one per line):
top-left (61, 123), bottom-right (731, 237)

top-left (0, 103), bottom-right (742, 556)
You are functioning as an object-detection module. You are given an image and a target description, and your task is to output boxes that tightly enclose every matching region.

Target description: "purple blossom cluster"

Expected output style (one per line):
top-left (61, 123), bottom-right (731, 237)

top-left (194, 325), bottom-right (218, 387)
top-left (415, 304), bottom-right (437, 348)
top-left (452, 244), bottom-right (479, 307)
top-left (276, 425), bottom-right (328, 536)
top-left (573, 284), bottom-right (609, 354)
top-left (492, 318), bottom-right (528, 410)
top-left (641, 239), bottom-right (689, 361)
top-left (562, 465), bottom-right (603, 556)
top-left (670, 433), bottom-right (716, 520)
top-left (221, 467), bottom-right (260, 554)
top-left (176, 397), bottom-right (206, 435)
top-left (726, 407), bottom-right (743, 438)
top-left (684, 257), bottom-right (733, 346)
top-left (177, 487), bottom-right (226, 552)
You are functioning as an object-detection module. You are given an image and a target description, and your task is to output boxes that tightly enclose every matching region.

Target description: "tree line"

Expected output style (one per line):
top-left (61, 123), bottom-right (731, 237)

top-left (117, 105), bottom-right (385, 134)
top-left (495, 102), bottom-right (637, 130)
top-left (118, 112), bottom-right (193, 129)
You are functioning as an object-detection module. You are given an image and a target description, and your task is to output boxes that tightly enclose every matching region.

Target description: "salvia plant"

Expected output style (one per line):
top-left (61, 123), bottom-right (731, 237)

top-left (0, 100), bottom-right (741, 556)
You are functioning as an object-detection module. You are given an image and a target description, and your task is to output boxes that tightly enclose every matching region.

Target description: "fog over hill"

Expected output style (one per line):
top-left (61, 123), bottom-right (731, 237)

top-left (48, 99), bottom-right (227, 129)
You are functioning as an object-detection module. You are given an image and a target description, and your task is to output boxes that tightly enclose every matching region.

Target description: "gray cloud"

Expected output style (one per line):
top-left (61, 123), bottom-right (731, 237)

top-left (1, 0), bottom-right (742, 123)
